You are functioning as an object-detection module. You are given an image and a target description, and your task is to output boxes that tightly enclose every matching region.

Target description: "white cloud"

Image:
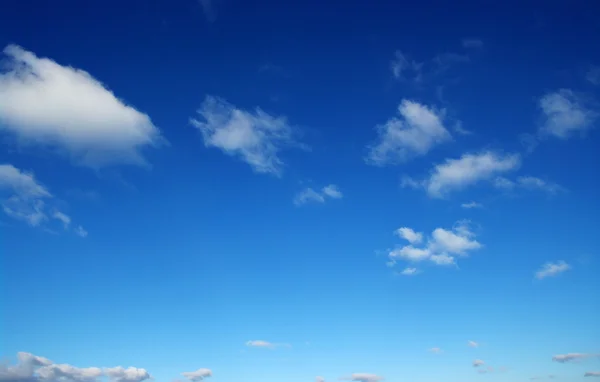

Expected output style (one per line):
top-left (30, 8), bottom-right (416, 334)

top-left (245, 340), bottom-right (290, 349)
top-left (104, 367), bottom-right (151, 382)
top-left (405, 151), bottom-right (521, 198)
top-left (341, 373), bottom-right (384, 382)
top-left (388, 220), bottom-right (481, 267)
top-left (181, 368), bottom-right (212, 381)
top-left (468, 340), bottom-right (479, 348)
top-left (535, 261), bottom-right (571, 280)
top-left (74, 225), bottom-right (88, 237)
top-left (0, 164), bottom-right (85, 234)
top-left (394, 227), bottom-right (423, 244)
top-left (473, 359), bottom-right (485, 367)
top-left (429, 347), bottom-right (443, 354)
top-left (516, 176), bottom-right (563, 194)
top-left (585, 372), bottom-right (600, 377)
top-left (461, 201), bottom-right (482, 209)
top-left (539, 89), bottom-right (597, 139)
top-left (586, 65), bottom-right (600, 86)
top-left (462, 38), bottom-right (484, 49)
top-left (552, 353), bottom-right (596, 363)
top-left (0, 352), bottom-right (151, 382)
top-left (0, 45), bottom-right (164, 168)
top-left (294, 184), bottom-right (343, 206)
top-left (191, 96), bottom-right (300, 176)
top-left (365, 100), bottom-right (451, 165)
top-left (316, 377), bottom-right (325, 382)
top-left (399, 267), bottom-right (419, 276)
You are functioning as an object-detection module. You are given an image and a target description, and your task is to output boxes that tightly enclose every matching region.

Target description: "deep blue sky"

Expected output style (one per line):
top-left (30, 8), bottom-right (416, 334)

top-left (1, 1), bottom-right (599, 382)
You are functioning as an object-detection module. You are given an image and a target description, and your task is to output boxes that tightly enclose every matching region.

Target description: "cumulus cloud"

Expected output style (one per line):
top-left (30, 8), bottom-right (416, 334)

top-left (585, 372), bottom-right (600, 377)
top-left (294, 184), bottom-right (343, 206)
top-left (535, 261), bottom-right (571, 280)
top-left (0, 352), bottom-right (150, 382)
top-left (191, 96), bottom-right (301, 176)
top-left (552, 353), bottom-right (596, 363)
top-left (409, 151), bottom-right (521, 198)
top-left (365, 100), bottom-right (451, 165)
top-left (341, 373), bottom-right (384, 382)
top-left (0, 164), bottom-right (85, 234)
top-left (388, 220), bottom-right (481, 267)
top-left (394, 227), bottom-right (423, 244)
top-left (181, 368), bottom-right (212, 381)
top-left (461, 201), bottom-right (482, 209)
top-left (539, 89), bottom-right (597, 139)
top-left (473, 359), bottom-right (485, 367)
top-left (0, 45), bottom-right (164, 168)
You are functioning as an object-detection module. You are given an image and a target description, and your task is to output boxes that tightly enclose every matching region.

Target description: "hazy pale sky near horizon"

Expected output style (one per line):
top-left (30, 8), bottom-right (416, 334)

top-left (1, 1), bottom-right (599, 382)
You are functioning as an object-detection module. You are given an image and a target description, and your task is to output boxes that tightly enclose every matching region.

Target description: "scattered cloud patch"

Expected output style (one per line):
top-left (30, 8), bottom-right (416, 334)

top-left (473, 359), bottom-right (485, 367)
top-left (516, 176), bottom-right (564, 195)
top-left (191, 96), bottom-right (301, 176)
top-left (341, 373), bottom-right (384, 382)
top-left (0, 45), bottom-right (164, 168)
top-left (403, 151), bottom-right (521, 198)
top-left (181, 368), bottom-right (212, 381)
top-left (245, 340), bottom-right (290, 349)
top-left (535, 261), bottom-right (571, 280)
top-left (468, 340), bottom-right (479, 348)
top-left (395, 227), bottom-right (423, 244)
top-left (365, 100), bottom-right (451, 165)
top-left (585, 372), bottom-right (600, 377)
top-left (388, 220), bottom-right (481, 268)
top-left (294, 184), bottom-right (343, 206)
top-left (552, 353), bottom-right (595, 363)
top-left (398, 267), bottom-right (419, 276)
top-left (461, 201), bottom-right (482, 209)
top-left (104, 367), bottom-right (151, 382)
top-left (539, 89), bottom-right (597, 139)
top-left (52, 210), bottom-right (71, 229)
top-left (390, 51), bottom-right (423, 82)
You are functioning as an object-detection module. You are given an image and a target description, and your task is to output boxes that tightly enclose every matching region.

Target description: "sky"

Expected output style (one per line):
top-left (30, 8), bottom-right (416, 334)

top-left (0, 0), bottom-right (599, 381)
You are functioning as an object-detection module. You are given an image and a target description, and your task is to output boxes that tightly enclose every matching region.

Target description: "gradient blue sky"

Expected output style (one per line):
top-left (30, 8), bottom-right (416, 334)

top-left (1, 1), bottom-right (599, 382)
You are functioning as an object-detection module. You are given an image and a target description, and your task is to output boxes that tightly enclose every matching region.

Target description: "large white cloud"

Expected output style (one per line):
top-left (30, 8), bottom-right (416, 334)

top-left (191, 96), bottom-right (300, 176)
top-left (388, 220), bottom-right (481, 267)
top-left (366, 100), bottom-right (451, 165)
top-left (0, 45), bottom-right (164, 168)
top-left (539, 89), bottom-right (597, 139)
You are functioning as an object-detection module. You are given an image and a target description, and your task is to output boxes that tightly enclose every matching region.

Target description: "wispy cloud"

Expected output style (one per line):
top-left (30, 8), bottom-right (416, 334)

top-left (294, 184), bottom-right (343, 206)
top-left (429, 347), bottom-right (443, 354)
top-left (462, 38), bottom-right (484, 49)
top-left (340, 373), bottom-right (384, 382)
top-left (390, 51), bottom-right (423, 82)
top-left (398, 267), bottom-right (419, 276)
top-left (586, 65), bottom-right (600, 86)
top-left (365, 100), bottom-right (451, 165)
top-left (553, 353), bottom-right (597, 363)
top-left (539, 89), bottom-right (598, 139)
top-left (245, 340), bottom-right (290, 349)
top-left (468, 340), bottom-right (479, 348)
top-left (191, 96), bottom-right (302, 176)
top-left (535, 261), bottom-right (571, 280)
top-left (181, 368), bottom-right (212, 381)
top-left (388, 220), bottom-right (481, 267)
top-left (461, 201), bottom-right (482, 209)
top-left (0, 45), bottom-right (165, 169)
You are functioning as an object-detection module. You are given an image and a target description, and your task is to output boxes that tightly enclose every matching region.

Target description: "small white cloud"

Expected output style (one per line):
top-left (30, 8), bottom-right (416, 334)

top-left (552, 353), bottom-right (595, 363)
top-left (539, 89), bottom-right (597, 139)
top-left (399, 267), bottom-right (419, 276)
top-left (245, 340), bottom-right (289, 349)
top-left (517, 176), bottom-right (563, 194)
top-left (585, 372), bottom-right (600, 377)
top-left (473, 359), bottom-right (485, 367)
top-left (405, 151), bottom-right (521, 198)
top-left (388, 220), bottom-right (481, 268)
top-left (191, 96), bottom-right (300, 176)
top-left (535, 261), bottom-right (571, 280)
top-left (181, 368), bottom-right (212, 381)
top-left (316, 377), bottom-right (325, 382)
top-left (75, 225), bottom-right (88, 238)
top-left (390, 51), bottom-right (423, 81)
top-left (104, 367), bottom-right (151, 382)
top-left (366, 100), bottom-right (451, 165)
top-left (461, 201), bottom-right (482, 209)
top-left (394, 227), bottom-right (423, 244)
top-left (0, 45), bottom-right (164, 168)
top-left (52, 210), bottom-right (71, 229)
top-left (294, 184), bottom-right (343, 206)
top-left (462, 38), bottom-right (484, 49)
top-left (429, 347), bottom-right (443, 354)
top-left (341, 373), bottom-right (384, 382)
top-left (467, 340), bottom-right (479, 348)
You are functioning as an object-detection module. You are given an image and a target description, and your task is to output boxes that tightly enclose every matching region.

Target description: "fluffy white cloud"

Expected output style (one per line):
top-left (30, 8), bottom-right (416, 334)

top-left (294, 184), bottom-right (343, 206)
top-left (395, 227), bottom-right (423, 244)
top-left (341, 373), bottom-right (384, 382)
top-left (416, 151), bottom-right (521, 198)
top-left (467, 340), bottom-right (479, 348)
top-left (0, 352), bottom-right (150, 382)
top-left (552, 353), bottom-right (595, 363)
top-left (461, 201), bottom-right (482, 209)
top-left (366, 100), bottom-right (451, 165)
top-left (0, 164), bottom-right (85, 234)
top-left (191, 96), bottom-right (300, 176)
top-left (585, 372), bottom-right (600, 377)
top-left (104, 367), bottom-right (151, 382)
top-left (0, 45), bottom-right (164, 168)
top-left (389, 220), bottom-right (481, 267)
top-left (535, 261), bottom-right (571, 280)
top-left (473, 359), bottom-right (485, 367)
top-left (539, 89), bottom-right (597, 139)
top-left (181, 368), bottom-right (212, 381)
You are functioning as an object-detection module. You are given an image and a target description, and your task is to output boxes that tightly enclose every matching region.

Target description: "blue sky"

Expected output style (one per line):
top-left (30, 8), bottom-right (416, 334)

top-left (1, 1), bottom-right (599, 382)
